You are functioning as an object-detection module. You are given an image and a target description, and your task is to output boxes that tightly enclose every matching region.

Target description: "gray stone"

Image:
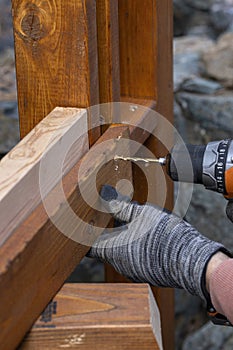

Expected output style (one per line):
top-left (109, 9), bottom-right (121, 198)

top-left (182, 322), bottom-right (233, 350)
top-left (0, 114), bottom-right (19, 153)
top-left (174, 36), bottom-right (214, 55)
top-left (175, 289), bottom-right (207, 350)
top-left (174, 53), bottom-right (204, 91)
top-left (181, 77), bottom-right (223, 94)
top-left (184, 185), bottom-right (233, 251)
top-left (184, 0), bottom-right (214, 11)
top-left (210, 0), bottom-right (233, 34)
top-left (0, 101), bottom-right (18, 120)
top-left (174, 36), bottom-right (214, 91)
top-left (203, 33), bottom-right (233, 87)
top-left (176, 91), bottom-right (233, 132)
top-left (173, 0), bottom-right (194, 36)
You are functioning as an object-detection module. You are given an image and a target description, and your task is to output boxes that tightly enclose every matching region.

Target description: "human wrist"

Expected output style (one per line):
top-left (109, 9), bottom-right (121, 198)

top-left (206, 251), bottom-right (231, 293)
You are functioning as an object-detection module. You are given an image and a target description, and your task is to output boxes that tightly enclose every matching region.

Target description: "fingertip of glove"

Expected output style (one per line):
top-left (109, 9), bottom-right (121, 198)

top-left (100, 184), bottom-right (118, 202)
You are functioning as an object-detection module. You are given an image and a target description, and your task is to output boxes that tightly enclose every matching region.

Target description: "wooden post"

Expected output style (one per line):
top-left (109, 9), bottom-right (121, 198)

top-left (96, 0), bottom-right (120, 106)
top-left (118, 1), bottom-right (174, 349)
top-left (96, 0), bottom-right (121, 135)
top-left (12, 0), bottom-right (100, 144)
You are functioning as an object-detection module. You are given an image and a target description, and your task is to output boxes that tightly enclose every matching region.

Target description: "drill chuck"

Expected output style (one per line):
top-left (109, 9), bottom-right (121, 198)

top-left (168, 140), bottom-right (233, 199)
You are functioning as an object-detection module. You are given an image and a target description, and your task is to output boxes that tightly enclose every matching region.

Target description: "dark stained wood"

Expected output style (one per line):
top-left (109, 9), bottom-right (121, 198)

top-left (12, 0), bottom-right (100, 144)
top-left (20, 284), bottom-right (162, 350)
top-left (96, 0), bottom-right (120, 105)
top-left (96, 0), bottom-right (121, 135)
top-left (118, 1), bottom-right (174, 349)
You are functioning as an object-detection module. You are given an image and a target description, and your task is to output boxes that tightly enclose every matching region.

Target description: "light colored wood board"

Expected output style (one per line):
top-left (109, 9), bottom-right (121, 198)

top-left (12, 0), bottom-right (100, 144)
top-left (0, 107), bottom-right (88, 247)
top-left (20, 284), bottom-right (162, 350)
top-left (1, 102), bottom-right (159, 349)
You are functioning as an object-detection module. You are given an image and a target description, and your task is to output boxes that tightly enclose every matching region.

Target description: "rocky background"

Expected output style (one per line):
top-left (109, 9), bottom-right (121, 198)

top-left (174, 0), bottom-right (233, 349)
top-left (1, 0), bottom-right (233, 349)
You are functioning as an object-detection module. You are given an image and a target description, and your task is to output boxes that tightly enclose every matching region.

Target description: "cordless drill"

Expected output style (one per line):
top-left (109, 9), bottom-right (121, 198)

top-left (163, 139), bottom-right (233, 200)
top-left (115, 139), bottom-right (233, 200)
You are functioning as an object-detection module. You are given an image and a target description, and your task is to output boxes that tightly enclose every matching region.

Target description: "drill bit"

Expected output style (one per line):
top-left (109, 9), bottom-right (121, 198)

top-left (114, 155), bottom-right (167, 165)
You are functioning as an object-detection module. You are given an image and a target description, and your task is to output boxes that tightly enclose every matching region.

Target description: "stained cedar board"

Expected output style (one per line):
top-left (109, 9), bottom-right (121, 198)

top-left (12, 0), bottom-right (100, 144)
top-left (118, 1), bottom-right (174, 349)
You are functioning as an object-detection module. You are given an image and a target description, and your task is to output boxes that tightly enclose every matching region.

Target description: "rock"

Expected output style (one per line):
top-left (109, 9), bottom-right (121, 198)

top-left (182, 322), bottom-right (233, 350)
top-left (210, 0), bottom-right (233, 34)
top-left (176, 91), bottom-right (233, 132)
top-left (174, 36), bottom-right (214, 55)
top-left (181, 77), bottom-right (223, 94)
top-left (184, 0), bottom-right (213, 11)
top-left (0, 0), bottom-right (14, 51)
top-left (174, 53), bottom-right (204, 91)
top-left (175, 289), bottom-right (207, 350)
top-left (0, 114), bottom-right (19, 153)
top-left (174, 36), bottom-right (214, 91)
top-left (173, 0), bottom-right (194, 36)
top-left (185, 185), bottom-right (233, 250)
top-left (203, 33), bottom-right (233, 87)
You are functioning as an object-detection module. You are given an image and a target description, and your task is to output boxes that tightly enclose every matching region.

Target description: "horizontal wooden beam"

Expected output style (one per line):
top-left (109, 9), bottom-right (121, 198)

top-left (20, 284), bottom-right (162, 350)
top-left (0, 107), bottom-right (88, 247)
top-left (0, 99), bottom-right (155, 349)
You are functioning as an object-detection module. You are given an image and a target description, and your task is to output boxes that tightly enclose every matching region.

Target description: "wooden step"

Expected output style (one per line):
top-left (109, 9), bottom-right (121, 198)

top-left (20, 283), bottom-right (162, 350)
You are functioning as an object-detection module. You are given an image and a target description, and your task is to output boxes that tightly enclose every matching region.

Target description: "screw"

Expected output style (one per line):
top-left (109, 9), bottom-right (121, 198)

top-left (99, 115), bottom-right (105, 125)
top-left (129, 105), bottom-right (138, 112)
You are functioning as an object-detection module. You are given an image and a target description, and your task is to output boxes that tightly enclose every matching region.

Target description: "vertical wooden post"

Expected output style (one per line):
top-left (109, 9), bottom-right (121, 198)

top-left (96, 0), bottom-right (120, 106)
top-left (118, 1), bottom-right (174, 349)
top-left (96, 0), bottom-right (120, 133)
top-left (12, 0), bottom-right (100, 145)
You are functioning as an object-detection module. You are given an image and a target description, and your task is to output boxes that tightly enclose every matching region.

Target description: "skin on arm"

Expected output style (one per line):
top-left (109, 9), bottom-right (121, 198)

top-left (206, 252), bottom-right (231, 293)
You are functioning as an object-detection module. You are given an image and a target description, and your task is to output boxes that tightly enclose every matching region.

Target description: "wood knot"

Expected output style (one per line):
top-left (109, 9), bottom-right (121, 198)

top-left (14, 1), bottom-right (57, 42)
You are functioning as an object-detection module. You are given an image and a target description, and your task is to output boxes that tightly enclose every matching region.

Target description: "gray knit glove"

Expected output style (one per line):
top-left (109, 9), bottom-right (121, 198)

top-left (226, 201), bottom-right (233, 223)
top-left (87, 185), bottom-right (227, 302)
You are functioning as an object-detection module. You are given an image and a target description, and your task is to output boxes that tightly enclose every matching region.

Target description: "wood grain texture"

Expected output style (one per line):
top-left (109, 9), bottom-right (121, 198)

top-left (0, 102), bottom-right (154, 350)
top-left (20, 284), bottom-right (162, 350)
top-left (0, 107), bottom-right (88, 247)
top-left (96, 0), bottom-right (120, 135)
top-left (12, 0), bottom-right (100, 144)
top-left (96, 0), bottom-right (120, 105)
top-left (118, 0), bottom-right (157, 100)
top-left (118, 2), bottom-right (174, 349)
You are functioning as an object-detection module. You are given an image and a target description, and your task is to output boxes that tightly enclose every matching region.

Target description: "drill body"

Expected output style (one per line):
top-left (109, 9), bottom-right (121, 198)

top-left (168, 140), bottom-right (233, 200)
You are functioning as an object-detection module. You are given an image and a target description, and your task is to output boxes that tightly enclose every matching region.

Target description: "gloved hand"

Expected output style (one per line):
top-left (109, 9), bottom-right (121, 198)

top-left (226, 201), bottom-right (233, 223)
top-left (87, 185), bottom-right (227, 303)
